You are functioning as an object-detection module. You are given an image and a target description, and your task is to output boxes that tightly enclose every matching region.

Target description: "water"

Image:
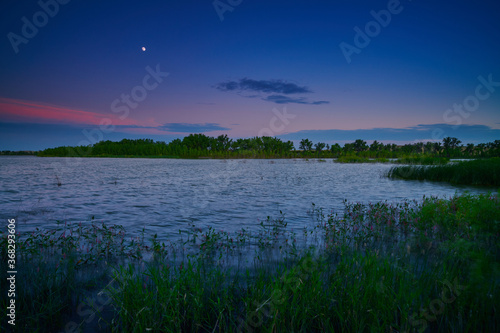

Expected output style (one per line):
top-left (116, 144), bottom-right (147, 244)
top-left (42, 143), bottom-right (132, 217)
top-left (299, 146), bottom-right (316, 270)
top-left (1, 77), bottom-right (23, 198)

top-left (0, 156), bottom-right (491, 242)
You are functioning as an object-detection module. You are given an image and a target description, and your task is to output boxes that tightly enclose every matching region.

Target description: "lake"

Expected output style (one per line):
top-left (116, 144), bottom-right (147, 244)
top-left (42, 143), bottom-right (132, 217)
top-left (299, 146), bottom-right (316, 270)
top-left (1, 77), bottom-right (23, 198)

top-left (0, 156), bottom-right (491, 243)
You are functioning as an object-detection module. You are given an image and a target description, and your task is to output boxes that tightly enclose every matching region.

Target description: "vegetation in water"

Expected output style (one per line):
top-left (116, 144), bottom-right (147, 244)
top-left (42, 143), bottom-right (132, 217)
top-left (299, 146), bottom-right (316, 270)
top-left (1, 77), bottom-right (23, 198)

top-left (1, 193), bottom-right (499, 332)
top-left (387, 157), bottom-right (500, 186)
top-left (393, 156), bottom-right (450, 165)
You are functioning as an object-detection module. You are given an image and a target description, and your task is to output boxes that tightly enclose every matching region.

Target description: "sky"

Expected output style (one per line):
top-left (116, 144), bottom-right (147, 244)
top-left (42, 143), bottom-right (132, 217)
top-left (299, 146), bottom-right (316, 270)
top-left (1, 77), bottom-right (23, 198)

top-left (0, 0), bottom-right (499, 150)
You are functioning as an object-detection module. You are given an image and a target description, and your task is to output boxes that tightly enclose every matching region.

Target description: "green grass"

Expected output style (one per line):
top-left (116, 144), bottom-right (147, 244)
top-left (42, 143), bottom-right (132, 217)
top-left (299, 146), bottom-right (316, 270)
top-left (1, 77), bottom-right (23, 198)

top-left (335, 155), bottom-right (389, 163)
top-left (335, 155), bottom-right (449, 165)
top-left (2, 193), bottom-right (499, 332)
top-left (387, 158), bottom-right (500, 186)
top-left (395, 156), bottom-right (450, 165)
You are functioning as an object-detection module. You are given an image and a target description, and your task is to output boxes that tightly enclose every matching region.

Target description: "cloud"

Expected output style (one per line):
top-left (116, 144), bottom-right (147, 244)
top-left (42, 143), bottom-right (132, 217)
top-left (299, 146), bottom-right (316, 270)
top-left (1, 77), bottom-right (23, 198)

top-left (214, 78), bottom-right (329, 105)
top-left (158, 123), bottom-right (231, 133)
top-left (112, 123), bottom-right (232, 134)
top-left (0, 97), bottom-right (138, 126)
top-left (215, 78), bottom-right (311, 94)
top-left (278, 123), bottom-right (500, 144)
top-left (263, 95), bottom-right (329, 105)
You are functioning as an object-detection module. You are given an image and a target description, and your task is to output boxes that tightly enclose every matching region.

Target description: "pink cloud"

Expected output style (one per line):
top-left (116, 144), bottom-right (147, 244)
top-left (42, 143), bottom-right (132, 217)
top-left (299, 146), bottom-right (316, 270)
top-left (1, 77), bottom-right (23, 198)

top-left (0, 97), bottom-right (140, 126)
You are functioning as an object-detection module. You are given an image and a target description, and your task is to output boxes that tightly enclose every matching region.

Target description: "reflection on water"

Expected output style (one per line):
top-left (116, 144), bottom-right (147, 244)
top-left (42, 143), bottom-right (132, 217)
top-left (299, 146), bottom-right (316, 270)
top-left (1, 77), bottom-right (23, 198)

top-left (0, 156), bottom-right (491, 242)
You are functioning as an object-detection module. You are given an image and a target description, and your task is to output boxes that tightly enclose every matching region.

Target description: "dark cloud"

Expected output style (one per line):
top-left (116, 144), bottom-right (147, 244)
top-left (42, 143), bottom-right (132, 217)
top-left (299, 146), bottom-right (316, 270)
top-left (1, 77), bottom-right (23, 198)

top-left (215, 78), bottom-right (329, 105)
top-left (215, 78), bottom-right (312, 94)
top-left (114, 123), bottom-right (231, 133)
top-left (263, 95), bottom-right (329, 105)
top-left (158, 123), bottom-right (230, 133)
top-left (278, 124), bottom-right (500, 144)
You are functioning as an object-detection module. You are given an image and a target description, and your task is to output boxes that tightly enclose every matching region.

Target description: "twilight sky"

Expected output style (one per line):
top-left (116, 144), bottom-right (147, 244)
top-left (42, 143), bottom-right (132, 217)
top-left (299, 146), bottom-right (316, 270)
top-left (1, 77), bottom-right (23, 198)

top-left (1, 0), bottom-right (499, 150)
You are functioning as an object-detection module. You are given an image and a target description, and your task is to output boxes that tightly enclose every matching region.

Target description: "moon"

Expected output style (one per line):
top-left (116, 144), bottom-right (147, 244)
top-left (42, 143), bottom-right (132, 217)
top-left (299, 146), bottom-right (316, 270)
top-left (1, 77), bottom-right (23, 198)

top-left (141, 46), bottom-right (146, 52)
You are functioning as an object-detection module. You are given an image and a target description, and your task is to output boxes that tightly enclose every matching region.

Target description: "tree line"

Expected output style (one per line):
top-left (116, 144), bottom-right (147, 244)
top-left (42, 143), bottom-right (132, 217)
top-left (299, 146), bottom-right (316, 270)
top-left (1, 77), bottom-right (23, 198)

top-left (37, 135), bottom-right (500, 159)
top-left (0, 150), bottom-right (37, 155)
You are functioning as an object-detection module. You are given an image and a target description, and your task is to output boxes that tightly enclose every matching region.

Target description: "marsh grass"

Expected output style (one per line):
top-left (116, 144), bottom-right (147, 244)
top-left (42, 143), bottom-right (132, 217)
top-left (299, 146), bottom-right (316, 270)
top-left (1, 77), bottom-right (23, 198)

top-left (1, 193), bottom-right (499, 332)
top-left (394, 156), bottom-right (450, 165)
top-left (335, 155), bottom-right (449, 165)
top-left (335, 156), bottom-right (390, 163)
top-left (0, 220), bottom-right (152, 332)
top-left (387, 157), bottom-right (500, 186)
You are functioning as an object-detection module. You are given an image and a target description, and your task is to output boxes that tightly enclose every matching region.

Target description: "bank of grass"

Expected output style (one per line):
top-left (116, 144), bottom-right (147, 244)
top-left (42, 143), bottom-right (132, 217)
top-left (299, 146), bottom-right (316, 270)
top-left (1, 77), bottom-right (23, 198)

top-left (387, 157), bottom-right (500, 186)
top-left (335, 155), bottom-right (449, 165)
top-left (394, 155), bottom-right (450, 165)
top-left (2, 193), bottom-right (499, 332)
top-left (335, 155), bottom-right (390, 163)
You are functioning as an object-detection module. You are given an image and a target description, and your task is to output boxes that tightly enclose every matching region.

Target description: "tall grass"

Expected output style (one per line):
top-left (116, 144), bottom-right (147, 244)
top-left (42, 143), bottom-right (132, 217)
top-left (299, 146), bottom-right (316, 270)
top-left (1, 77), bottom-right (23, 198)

top-left (335, 155), bottom-right (448, 165)
top-left (0, 221), bottom-right (150, 332)
top-left (2, 193), bottom-right (499, 332)
top-left (335, 155), bottom-right (389, 163)
top-left (387, 158), bottom-right (500, 186)
top-left (395, 155), bottom-right (450, 165)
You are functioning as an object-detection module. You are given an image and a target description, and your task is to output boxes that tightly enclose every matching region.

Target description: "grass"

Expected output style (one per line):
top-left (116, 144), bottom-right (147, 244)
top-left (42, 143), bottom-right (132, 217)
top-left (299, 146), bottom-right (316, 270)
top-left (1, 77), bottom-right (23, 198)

top-left (335, 156), bottom-right (390, 163)
top-left (2, 193), bottom-right (499, 332)
top-left (394, 156), bottom-right (450, 165)
top-left (335, 155), bottom-right (450, 165)
top-left (387, 157), bottom-right (500, 186)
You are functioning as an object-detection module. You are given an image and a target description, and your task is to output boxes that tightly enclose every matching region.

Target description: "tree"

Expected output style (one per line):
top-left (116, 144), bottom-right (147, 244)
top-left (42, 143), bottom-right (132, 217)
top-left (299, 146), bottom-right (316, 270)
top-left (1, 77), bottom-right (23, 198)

top-left (343, 143), bottom-right (354, 153)
top-left (443, 137), bottom-right (461, 156)
top-left (443, 137), bottom-right (461, 151)
top-left (424, 142), bottom-right (434, 154)
top-left (475, 143), bottom-right (487, 157)
top-left (385, 143), bottom-right (397, 152)
top-left (369, 140), bottom-right (381, 152)
top-left (465, 143), bottom-right (475, 155)
top-left (283, 140), bottom-right (295, 153)
top-left (330, 143), bottom-right (341, 155)
top-left (415, 142), bottom-right (424, 154)
top-left (216, 134), bottom-right (232, 151)
top-left (182, 133), bottom-right (211, 151)
top-left (353, 139), bottom-right (368, 152)
top-left (314, 142), bottom-right (326, 153)
top-left (299, 139), bottom-right (313, 151)
top-left (489, 140), bottom-right (500, 157)
top-left (433, 142), bottom-right (442, 154)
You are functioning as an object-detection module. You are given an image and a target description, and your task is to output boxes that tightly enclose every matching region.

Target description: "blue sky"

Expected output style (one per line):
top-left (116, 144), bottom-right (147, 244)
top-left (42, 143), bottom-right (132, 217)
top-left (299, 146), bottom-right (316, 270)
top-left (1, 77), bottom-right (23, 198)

top-left (0, 0), bottom-right (499, 150)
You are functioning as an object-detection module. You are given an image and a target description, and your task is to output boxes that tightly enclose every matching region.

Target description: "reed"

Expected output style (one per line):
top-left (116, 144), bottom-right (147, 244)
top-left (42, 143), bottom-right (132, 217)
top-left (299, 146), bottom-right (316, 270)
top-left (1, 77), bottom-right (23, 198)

top-left (387, 158), bottom-right (500, 186)
top-left (394, 155), bottom-right (450, 165)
